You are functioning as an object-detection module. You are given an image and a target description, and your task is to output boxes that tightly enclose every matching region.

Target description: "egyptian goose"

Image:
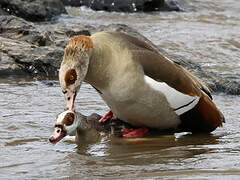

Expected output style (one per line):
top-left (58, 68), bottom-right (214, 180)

top-left (49, 110), bottom-right (102, 144)
top-left (58, 32), bottom-right (224, 137)
top-left (49, 110), bottom-right (137, 144)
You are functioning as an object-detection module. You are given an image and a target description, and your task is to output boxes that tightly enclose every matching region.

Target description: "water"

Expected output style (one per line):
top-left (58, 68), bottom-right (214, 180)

top-left (1, 79), bottom-right (240, 179)
top-left (1, 0), bottom-right (240, 179)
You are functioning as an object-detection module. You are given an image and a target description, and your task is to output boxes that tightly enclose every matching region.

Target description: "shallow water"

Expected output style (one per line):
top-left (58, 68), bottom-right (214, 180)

top-left (1, 0), bottom-right (240, 179)
top-left (1, 79), bottom-right (240, 179)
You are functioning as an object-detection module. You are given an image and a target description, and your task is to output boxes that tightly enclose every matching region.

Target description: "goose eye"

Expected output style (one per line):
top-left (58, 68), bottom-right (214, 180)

top-left (64, 113), bottom-right (75, 126)
top-left (70, 75), bottom-right (75, 81)
top-left (65, 69), bottom-right (77, 87)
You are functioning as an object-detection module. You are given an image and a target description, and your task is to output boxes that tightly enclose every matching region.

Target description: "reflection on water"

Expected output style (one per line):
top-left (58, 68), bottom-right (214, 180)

top-left (1, 79), bottom-right (240, 179)
top-left (1, 0), bottom-right (240, 179)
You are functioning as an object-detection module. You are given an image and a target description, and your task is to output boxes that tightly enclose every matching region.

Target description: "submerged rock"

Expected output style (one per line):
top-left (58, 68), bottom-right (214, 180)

top-left (61, 0), bottom-right (182, 12)
top-left (0, 0), bottom-right (67, 22)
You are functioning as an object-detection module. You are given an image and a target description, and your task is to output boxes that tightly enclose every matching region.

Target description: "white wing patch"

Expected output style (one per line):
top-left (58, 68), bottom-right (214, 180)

top-left (145, 76), bottom-right (200, 115)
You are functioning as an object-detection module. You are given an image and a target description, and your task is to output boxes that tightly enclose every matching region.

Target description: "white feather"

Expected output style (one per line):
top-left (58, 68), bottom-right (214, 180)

top-left (145, 76), bottom-right (200, 115)
top-left (56, 110), bottom-right (72, 123)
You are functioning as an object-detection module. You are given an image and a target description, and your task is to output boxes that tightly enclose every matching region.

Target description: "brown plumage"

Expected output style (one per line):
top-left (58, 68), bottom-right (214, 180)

top-left (196, 92), bottom-right (223, 129)
top-left (64, 69), bottom-right (77, 88)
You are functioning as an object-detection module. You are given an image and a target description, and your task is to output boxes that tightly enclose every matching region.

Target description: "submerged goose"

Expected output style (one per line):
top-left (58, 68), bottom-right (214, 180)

top-left (49, 110), bottom-right (102, 144)
top-left (49, 110), bottom-right (137, 144)
top-left (59, 32), bottom-right (224, 137)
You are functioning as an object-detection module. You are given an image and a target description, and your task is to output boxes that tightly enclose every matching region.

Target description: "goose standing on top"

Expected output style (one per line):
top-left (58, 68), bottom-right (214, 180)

top-left (59, 31), bottom-right (224, 137)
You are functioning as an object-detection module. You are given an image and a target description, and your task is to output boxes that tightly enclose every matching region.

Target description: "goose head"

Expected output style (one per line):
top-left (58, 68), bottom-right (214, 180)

top-left (49, 110), bottom-right (82, 144)
top-left (59, 35), bottom-right (93, 111)
top-left (49, 110), bottom-right (101, 144)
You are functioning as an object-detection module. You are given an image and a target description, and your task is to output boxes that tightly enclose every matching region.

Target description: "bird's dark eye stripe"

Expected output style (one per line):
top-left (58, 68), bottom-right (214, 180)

top-left (62, 90), bottom-right (67, 94)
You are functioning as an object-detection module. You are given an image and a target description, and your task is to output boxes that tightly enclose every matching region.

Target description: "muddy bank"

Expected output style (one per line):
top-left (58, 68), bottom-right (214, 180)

top-left (0, 15), bottom-right (239, 95)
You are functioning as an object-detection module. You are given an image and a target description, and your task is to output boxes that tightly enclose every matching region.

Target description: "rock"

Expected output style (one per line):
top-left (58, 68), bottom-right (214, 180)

top-left (159, 0), bottom-right (183, 11)
top-left (0, 0), bottom-right (67, 22)
top-left (61, 0), bottom-right (182, 12)
top-left (0, 7), bottom-right (9, 15)
top-left (0, 15), bottom-right (91, 77)
top-left (0, 36), bottom-right (63, 77)
top-left (61, 0), bottom-right (82, 7)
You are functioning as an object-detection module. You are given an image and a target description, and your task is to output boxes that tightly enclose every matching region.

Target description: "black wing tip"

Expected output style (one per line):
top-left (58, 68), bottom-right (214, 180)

top-left (201, 87), bottom-right (213, 100)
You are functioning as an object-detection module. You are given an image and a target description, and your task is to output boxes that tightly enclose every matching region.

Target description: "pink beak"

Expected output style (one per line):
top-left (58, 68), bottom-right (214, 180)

top-left (49, 125), bottom-right (66, 144)
top-left (64, 90), bottom-right (77, 111)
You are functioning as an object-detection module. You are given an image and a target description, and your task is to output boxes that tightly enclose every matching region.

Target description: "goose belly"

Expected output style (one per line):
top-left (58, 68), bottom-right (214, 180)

top-left (99, 80), bottom-right (183, 129)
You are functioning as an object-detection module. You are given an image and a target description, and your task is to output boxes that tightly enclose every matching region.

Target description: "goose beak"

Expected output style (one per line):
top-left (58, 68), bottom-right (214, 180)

top-left (64, 90), bottom-right (77, 111)
top-left (49, 125), bottom-right (66, 144)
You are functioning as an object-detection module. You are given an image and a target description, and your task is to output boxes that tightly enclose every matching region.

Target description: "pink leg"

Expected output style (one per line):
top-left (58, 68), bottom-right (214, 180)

top-left (99, 110), bottom-right (116, 123)
top-left (121, 127), bottom-right (149, 138)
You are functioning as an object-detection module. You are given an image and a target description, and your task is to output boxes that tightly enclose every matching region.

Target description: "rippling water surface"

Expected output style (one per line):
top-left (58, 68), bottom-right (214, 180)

top-left (1, 0), bottom-right (240, 179)
top-left (1, 79), bottom-right (240, 179)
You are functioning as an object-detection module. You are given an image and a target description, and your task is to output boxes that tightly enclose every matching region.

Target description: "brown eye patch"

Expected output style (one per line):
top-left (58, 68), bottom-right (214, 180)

top-left (65, 69), bottom-right (77, 87)
top-left (63, 113), bottom-right (75, 126)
